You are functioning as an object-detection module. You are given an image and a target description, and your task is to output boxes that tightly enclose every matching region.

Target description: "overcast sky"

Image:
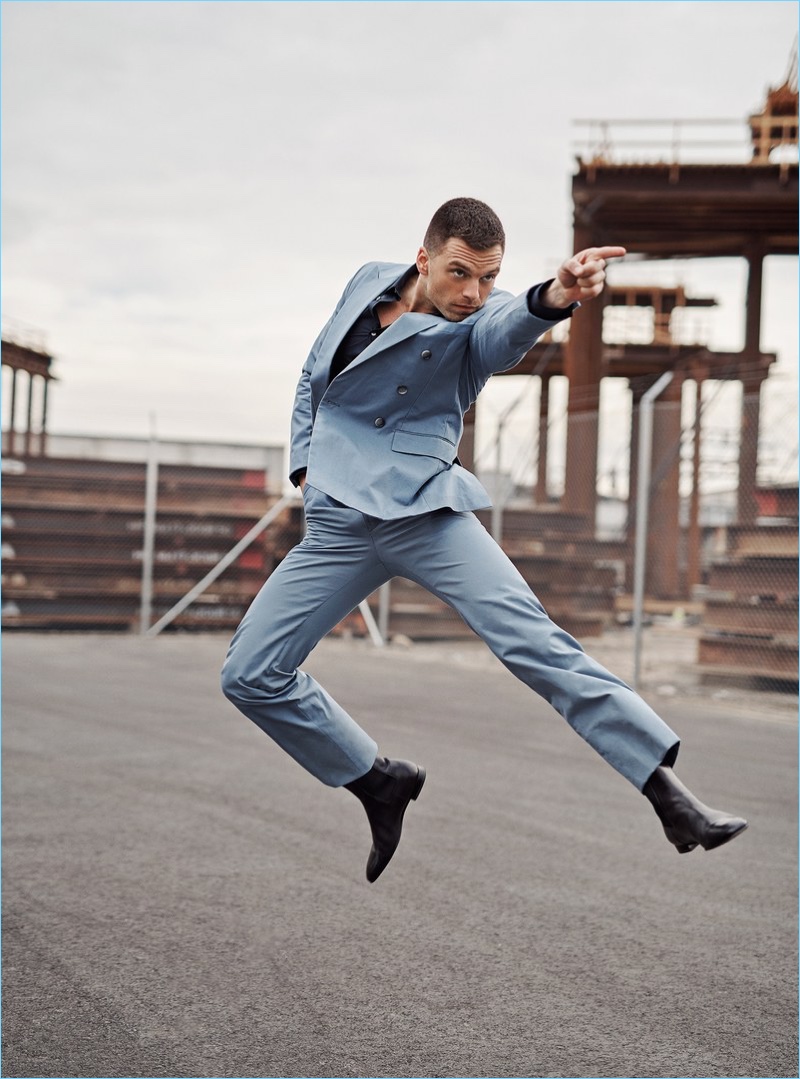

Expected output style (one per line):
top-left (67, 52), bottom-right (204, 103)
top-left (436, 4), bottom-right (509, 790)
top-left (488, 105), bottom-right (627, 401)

top-left (3, 1), bottom-right (797, 486)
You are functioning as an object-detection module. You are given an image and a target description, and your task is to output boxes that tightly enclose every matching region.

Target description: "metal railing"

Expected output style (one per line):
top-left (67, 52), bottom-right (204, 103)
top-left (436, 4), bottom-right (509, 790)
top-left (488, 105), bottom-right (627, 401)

top-left (571, 116), bottom-right (797, 166)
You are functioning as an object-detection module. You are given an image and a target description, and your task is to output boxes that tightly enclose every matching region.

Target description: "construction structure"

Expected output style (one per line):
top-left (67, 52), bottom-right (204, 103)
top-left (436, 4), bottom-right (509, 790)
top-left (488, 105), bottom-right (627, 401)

top-left (2, 334), bottom-right (56, 457)
top-left (457, 59), bottom-right (798, 683)
top-left (2, 63), bottom-right (797, 682)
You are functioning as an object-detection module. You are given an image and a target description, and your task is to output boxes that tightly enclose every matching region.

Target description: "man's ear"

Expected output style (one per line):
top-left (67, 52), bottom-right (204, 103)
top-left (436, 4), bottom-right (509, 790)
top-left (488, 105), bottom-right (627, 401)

top-left (416, 246), bottom-right (429, 277)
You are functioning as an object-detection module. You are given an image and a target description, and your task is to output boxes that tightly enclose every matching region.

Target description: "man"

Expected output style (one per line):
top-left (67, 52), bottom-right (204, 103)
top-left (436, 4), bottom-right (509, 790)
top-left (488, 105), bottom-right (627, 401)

top-left (222, 197), bottom-right (747, 882)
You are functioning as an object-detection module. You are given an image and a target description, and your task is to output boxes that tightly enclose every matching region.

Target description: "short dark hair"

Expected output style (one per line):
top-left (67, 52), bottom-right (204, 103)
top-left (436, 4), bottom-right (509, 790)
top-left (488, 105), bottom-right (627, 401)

top-left (423, 197), bottom-right (506, 254)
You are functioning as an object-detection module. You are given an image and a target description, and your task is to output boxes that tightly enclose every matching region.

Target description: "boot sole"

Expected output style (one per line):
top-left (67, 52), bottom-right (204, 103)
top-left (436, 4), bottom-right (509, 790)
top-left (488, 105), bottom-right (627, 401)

top-left (670, 820), bottom-right (748, 853)
top-left (702, 820), bottom-right (748, 851)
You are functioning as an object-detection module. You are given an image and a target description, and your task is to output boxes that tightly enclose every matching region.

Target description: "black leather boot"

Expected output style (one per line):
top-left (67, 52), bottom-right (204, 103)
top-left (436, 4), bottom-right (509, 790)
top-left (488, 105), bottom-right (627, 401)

top-left (344, 757), bottom-right (426, 882)
top-left (643, 765), bottom-right (748, 853)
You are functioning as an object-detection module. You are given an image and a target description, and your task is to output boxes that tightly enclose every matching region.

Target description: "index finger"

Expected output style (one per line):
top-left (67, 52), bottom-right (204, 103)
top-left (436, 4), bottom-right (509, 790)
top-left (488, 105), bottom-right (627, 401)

top-left (578, 246), bottom-right (627, 262)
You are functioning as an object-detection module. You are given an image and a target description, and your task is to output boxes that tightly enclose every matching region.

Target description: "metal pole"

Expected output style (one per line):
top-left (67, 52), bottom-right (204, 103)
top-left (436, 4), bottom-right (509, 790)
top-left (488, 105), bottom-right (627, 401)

top-left (358, 597), bottom-right (385, 647)
top-left (632, 372), bottom-right (674, 690)
top-left (146, 493), bottom-right (297, 637)
top-left (491, 419), bottom-right (503, 541)
top-left (139, 426), bottom-right (159, 635)
top-left (377, 581), bottom-right (391, 642)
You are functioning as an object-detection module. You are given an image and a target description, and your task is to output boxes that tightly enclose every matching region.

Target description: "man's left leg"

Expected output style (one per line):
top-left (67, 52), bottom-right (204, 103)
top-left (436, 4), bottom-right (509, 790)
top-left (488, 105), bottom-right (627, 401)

top-left (375, 509), bottom-right (746, 853)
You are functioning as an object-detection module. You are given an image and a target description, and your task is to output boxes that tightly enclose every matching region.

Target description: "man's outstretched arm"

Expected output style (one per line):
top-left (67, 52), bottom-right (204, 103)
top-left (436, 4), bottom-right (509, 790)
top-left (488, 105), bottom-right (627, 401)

top-left (542, 246), bottom-right (627, 308)
top-left (466, 245), bottom-right (627, 390)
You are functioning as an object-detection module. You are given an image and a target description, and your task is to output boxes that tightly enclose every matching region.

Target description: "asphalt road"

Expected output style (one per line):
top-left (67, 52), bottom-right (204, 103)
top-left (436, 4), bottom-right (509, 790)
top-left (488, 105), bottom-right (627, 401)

top-left (3, 633), bottom-right (797, 1078)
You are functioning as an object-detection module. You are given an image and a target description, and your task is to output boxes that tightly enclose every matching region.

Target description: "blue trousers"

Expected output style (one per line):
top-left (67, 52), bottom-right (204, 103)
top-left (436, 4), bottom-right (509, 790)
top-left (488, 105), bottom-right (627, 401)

top-left (221, 485), bottom-right (679, 790)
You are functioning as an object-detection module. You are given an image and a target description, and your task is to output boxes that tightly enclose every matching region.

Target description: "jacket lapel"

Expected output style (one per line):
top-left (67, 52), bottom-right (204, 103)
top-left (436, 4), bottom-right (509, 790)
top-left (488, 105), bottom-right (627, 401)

top-left (310, 264), bottom-right (441, 400)
top-left (340, 310), bottom-right (441, 377)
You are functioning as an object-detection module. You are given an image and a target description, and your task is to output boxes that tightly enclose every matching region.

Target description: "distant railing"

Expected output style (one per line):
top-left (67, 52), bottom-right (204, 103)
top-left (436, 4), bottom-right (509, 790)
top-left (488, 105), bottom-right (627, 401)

top-left (571, 117), bottom-right (797, 167)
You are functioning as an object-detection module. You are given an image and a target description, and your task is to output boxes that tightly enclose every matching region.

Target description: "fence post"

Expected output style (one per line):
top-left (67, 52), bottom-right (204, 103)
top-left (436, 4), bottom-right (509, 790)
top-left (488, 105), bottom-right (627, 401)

top-left (491, 417), bottom-right (505, 542)
top-left (377, 581), bottom-right (391, 642)
top-left (633, 372), bottom-right (674, 690)
top-left (358, 598), bottom-right (385, 647)
top-left (139, 430), bottom-right (159, 635)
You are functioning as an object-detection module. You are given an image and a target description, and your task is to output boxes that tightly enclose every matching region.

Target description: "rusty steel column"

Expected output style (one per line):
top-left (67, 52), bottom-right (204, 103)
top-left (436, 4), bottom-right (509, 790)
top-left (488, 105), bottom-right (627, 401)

top-left (535, 375), bottom-right (550, 504)
top-left (459, 403), bottom-right (476, 473)
top-left (647, 373), bottom-right (684, 598)
top-left (739, 374), bottom-right (764, 525)
top-left (25, 371), bottom-right (35, 457)
top-left (41, 375), bottom-right (50, 456)
top-left (738, 246), bottom-right (764, 524)
top-left (686, 375), bottom-right (704, 592)
top-left (624, 378), bottom-right (645, 592)
top-left (8, 366), bottom-right (18, 456)
top-left (562, 245), bottom-right (603, 520)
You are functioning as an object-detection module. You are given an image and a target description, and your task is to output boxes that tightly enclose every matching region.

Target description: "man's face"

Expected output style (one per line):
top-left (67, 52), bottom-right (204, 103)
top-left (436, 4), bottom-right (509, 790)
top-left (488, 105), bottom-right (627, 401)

top-left (415, 237), bottom-right (503, 322)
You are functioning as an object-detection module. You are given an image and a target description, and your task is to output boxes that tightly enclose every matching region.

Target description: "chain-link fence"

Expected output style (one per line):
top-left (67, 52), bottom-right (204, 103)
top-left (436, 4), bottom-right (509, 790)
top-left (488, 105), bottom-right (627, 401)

top-left (358, 372), bottom-right (798, 694)
top-left (2, 397), bottom-right (797, 694)
top-left (1, 434), bottom-right (301, 635)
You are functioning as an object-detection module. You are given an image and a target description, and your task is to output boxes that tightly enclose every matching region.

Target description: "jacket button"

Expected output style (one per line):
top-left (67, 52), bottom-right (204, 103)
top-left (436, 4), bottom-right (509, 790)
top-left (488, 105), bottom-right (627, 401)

top-left (421, 349), bottom-right (432, 359)
top-left (397, 385), bottom-right (408, 395)
top-left (374, 417), bottom-right (386, 428)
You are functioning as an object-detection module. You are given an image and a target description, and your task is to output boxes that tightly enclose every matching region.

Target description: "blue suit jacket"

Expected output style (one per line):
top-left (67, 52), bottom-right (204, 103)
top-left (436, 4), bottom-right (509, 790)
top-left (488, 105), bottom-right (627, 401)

top-left (289, 261), bottom-right (565, 520)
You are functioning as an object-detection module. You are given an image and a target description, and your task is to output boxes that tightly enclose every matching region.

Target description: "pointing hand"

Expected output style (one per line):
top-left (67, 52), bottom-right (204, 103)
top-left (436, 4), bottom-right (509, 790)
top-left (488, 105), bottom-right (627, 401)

top-left (543, 246), bottom-right (627, 308)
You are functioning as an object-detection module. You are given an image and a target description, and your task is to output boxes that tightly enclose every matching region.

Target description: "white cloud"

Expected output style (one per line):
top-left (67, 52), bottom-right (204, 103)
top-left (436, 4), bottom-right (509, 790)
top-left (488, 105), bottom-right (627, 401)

top-left (2, 1), bottom-right (797, 478)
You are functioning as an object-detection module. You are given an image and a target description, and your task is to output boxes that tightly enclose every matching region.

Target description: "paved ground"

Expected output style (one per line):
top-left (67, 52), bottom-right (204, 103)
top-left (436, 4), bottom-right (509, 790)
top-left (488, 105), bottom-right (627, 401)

top-left (3, 631), bottom-right (797, 1078)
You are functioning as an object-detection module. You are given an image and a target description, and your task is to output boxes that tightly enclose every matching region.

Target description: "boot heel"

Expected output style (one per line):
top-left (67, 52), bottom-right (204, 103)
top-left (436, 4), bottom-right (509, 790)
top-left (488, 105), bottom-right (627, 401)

top-left (412, 767), bottom-right (426, 800)
top-left (664, 826), bottom-right (698, 853)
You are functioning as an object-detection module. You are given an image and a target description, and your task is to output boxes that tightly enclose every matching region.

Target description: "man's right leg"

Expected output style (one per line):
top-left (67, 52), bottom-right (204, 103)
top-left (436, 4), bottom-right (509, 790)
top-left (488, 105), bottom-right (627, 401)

top-left (221, 488), bottom-right (389, 786)
top-left (221, 487), bottom-right (427, 880)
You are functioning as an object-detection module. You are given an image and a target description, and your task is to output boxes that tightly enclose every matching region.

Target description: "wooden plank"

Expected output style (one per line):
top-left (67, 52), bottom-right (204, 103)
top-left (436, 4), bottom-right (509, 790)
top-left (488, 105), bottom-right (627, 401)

top-left (2, 506), bottom-right (278, 538)
top-left (4, 454), bottom-right (268, 486)
top-left (702, 599), bottom-right (798, 637)
top-left (726, 525), bottom-right (798, 558)
top-left (706, 558), bottom-right (798, 601)
top-left (476, 507), bottom-right (591, 536)
top-left (3, 489), bottom-right (275, 515)
top-left (698, 635), bottom-right (798, 677)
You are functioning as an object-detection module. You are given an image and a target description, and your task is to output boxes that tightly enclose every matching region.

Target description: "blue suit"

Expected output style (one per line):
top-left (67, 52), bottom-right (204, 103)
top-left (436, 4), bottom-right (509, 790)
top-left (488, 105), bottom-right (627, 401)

top-left (222, 263), bottom-right (679, 790)
top-left (290, 261), bottom-right (560, 518)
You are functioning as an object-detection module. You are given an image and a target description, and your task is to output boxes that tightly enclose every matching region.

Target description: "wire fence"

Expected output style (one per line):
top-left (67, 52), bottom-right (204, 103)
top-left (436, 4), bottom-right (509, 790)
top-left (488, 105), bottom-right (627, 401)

top-left (1, 435), bottom-right (299, 635)
top-left (2, 400), bottom-right (797, 694)
top-left (360, 382), bottom-right (798, 694)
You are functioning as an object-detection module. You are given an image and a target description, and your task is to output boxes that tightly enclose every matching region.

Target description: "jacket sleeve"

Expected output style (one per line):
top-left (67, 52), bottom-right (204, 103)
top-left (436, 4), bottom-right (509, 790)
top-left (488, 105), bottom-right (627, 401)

top-left (464, 284), bottom-right (574, 400)
top-left (288, 267), bottom-right (367, 484)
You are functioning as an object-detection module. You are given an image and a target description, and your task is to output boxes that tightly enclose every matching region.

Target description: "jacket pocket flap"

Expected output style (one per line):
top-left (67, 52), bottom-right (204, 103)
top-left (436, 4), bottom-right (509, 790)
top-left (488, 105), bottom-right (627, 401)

top-left (392, 429), bottom-right (455, 462)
